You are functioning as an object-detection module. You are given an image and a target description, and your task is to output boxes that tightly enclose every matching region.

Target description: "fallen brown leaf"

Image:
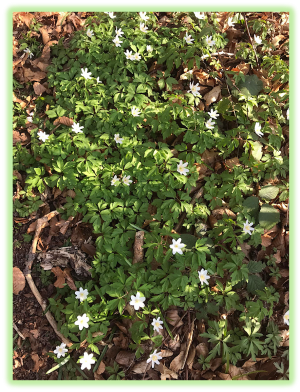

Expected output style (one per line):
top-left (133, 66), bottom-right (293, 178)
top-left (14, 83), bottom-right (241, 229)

top-left (53, 116), bottom-right (74, 127)
top-left (39, 26), bottom-right (50, 45)
top-left (95, 361), bottom-right (106, 375)
top-left (157, 363), bottom-right (178, 380)
top-left (33, 82), bottom-right (46, 96)
top-left (23, 68), bottom-right (47, 82)
top-left (51, 266), bottom-right (65, 288)
top-left (165, 309), bottom-right (184, 327)
top-left (169, 350), bottom-right (185, 373)
top-left (115, 350), bottom-right (135, 366)
top-left (132, 360), bottom-right (151, 374)
top-left (19, 12), bottom-right (34, 28)
top-left (203, 85), bottom-right (221, 106)
top-left (31, 353), bottom-right (43, 372)
top-left (81, 243), bottom-right (96, 257)
top-left (63, 267), bottom-right (77, 290)
top-left (13, 267), bottom-right (26, 294)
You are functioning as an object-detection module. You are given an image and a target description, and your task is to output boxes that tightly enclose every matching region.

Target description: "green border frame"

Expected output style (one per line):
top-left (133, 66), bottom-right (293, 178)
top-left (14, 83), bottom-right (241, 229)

top-left (9, 5), bottom-right (293, 386)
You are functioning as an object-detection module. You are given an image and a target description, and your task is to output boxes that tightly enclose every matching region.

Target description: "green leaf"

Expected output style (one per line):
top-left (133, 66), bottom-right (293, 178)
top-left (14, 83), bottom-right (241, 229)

top-left (247, 274), bottom-right (266, 294)
top-left (180, 234), bottom-right (197, 249)
top-left (251, 141), bottom-right (263, 161)
top-left (248, 260), bottom-right (266, 274)
top-left (259, 204), bottom-right (280, 230)
top-left (158, 78), bottom-right (165, 89)
top-left (259, 185), bottom-right (279, 201)
top-left (243, 196), bottom-right (259, 215)
top-left (237, 74), bottom-right (263, 97)
top-left (46, 355), bottom-right (70, 374)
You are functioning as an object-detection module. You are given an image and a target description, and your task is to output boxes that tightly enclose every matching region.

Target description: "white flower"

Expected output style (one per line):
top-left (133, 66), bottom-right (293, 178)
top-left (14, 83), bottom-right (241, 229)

top-left (184, 33), bottom-right (194, 44)
top-left (105, 12), bottom-right (116, 19)
top-left (96, 77), bottom-right (102, 84)
top-left (123, 175), bottom-right (132, 186)
top-left (254, 122), bottom-right (264, 137)
top-left (130, 292), bottom-right (146, 310)
top-left (115, 27), bottom-right (124, 37)
top-left (80, 352), bottom-right (96, 370)
top-left (206, 36), bottom-right (215, 47)
top-left (198, 268), bottom-right (210, 285)
top-left (151, 317), bottom-right (163, 333)
top-left (227, 17), bottom-right (235, 27)
top-left (72, 122), bottom-right (84, 134)
top-left (86, 28), bottom-right (94, 38)
top-left (147, 349), bottom-right (162, 368)
top-left (208, 109), bottom-right (219, 119)
top-left (37, 131), bottom-right (49, 142)
top-left (283, 310), bottom-right (289, 326)
top-left (114, 133), bottom-right (124, 144)
top-left (26, 112), bottom-right (33, 122)
top-left (188, 81), bottom-right (201, 97)
top-left (194, 12), bottom-right (205, 19)
top-left (177, 160), bottom-right (189, 176)
top-left (75, 313), bottom-right (89, 331)
top-left (140, 23), bottom-right (148, 33)
top-left (254, 35), bottom-right (262, 45)
top-left (205, 118), bottom-right (215, 129)
top-left (24, 48), bottom-right (33, 58)
top-left (131, 106), bottom-right (141, 116)
top-left (75, 287), bottom-right (89, 302)
top-left (111, 175), bottom-right (119, 186)
top-left (124, 49), bottom-right (133, 60)
top-left (113, 36), bottom-right (123, 47)
top-left (170, 238), bottom-right (185, 255)
top-left (286, 108), bottom-right (289, 120)
top-left (243, 219), bottom-right (254, 235)
top-left (147, 45), bottom-right (153, 52)
top-left (53, 343), bottom-right (68, 359)
top-left (132, 52), bottom-right (141, 61)
top-left (81, 68), bottom-right (92, 80)
top-left (139, 12), bottom-right (149, 21)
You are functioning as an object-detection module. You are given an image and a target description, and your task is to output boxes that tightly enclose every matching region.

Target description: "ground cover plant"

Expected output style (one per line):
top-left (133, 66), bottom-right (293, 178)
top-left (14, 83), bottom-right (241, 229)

top-left (13, 11), bottom-right (289, 380)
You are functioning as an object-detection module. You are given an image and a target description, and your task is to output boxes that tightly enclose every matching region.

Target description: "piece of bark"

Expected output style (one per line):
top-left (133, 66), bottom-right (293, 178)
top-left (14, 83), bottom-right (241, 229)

top-left (132, 231), bottom-right (145, 264)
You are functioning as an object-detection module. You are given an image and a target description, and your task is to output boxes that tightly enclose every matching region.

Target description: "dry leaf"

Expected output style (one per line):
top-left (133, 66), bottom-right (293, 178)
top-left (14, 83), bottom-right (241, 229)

top-left (165, 309), bottom-right (183, 327)
top-left (232, 63), bottom-right (250, 75)
top-left (19, 12), bottom-right (34, 28)
top-left (186, 345), bottom-right (196, 369)
top-left (157, 364), bottom-right (178, 380)
top-left (210, 357), bottom-right (223, 371)
top-left (23, 68), bottom-right (47, 82)
top-left (81, 243), bottom-right (96, 257)
top-left (51, 266), bottom-right (65, 288)
top-left (33, 82), bottom-right (46, 96)
top-left (261, 234), bottom-right (272, 247)
top-left (203, 86), bottom-right (221, 106)
top-left (53, 116), bottom-right (74, 127)
top-left (63, 267), bottom-right (77, 290)
top-left (169, 350), bottom-right (185, 372)
top-left (115, 351), bottom-right (135, 366)
top-left (95, 361), bottom-right (106, 375)
top-left (196, 342), bottom-right (209, 358)
top-left (225, 157), bottom-right (240, 169)
top-left (161, 349), bottom-right (173, 358)
top-left (228, 364), bottom-right (249, 380)
top-left (13, 131), bottom-right (30, 146)
top-left (31, 353), bottom-right (42, 372)
top-left (13, 93), bottom-right (27, 109)
top-left (201, 149), bottom-right (217, 166)
top-left (13, 267), bottom-right (26, 294)
top-left (40, 26), bottom-right (50, 45)
top-left (132, 360), bottom-right (151, 374)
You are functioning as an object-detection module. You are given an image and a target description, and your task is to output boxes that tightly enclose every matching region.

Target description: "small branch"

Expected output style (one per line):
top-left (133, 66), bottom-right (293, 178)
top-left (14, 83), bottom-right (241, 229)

top-left (23, 210), bottom-right (72, 347)
top-left (242, 12), bottom-right (260, 68)
top-left (13, 322), bottom-right (25, 340)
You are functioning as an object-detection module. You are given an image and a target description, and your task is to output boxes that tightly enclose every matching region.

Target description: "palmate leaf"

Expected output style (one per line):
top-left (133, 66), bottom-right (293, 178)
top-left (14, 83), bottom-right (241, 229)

top-left (259, 204), bottom-right (280, 230)
top-left (247, 274), bottom-right (266, 294)
top-left (236, 74), bottom-right (263, 97)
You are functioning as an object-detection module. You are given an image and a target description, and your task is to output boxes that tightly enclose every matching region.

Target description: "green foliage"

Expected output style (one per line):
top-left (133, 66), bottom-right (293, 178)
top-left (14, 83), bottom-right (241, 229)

top-left (13, 11), bottom-right (288, 369)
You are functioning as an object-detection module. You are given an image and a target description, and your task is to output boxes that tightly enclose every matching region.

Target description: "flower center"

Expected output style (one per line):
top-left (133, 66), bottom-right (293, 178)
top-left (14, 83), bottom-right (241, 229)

top-left (135, 299), bottom-right (140, 303)
top-left (245, 225), bottom-right (250, 231)
top-left (152, 355), bottom-right (157, 361)
top-left (155, 322), bottom-right (160, 327)
top-left (200, 274), bottom-right (205, 280)
top-left (285, 314), bottom-right (289, 320)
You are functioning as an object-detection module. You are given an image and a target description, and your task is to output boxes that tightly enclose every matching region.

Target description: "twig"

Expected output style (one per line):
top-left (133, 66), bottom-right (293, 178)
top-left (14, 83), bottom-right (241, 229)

top-left (242, 12), bottom-right (260, 68)
top-left (13, 322), bottom-right (25, 340)
top-left (23, 210), bottom-right (72, 347)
